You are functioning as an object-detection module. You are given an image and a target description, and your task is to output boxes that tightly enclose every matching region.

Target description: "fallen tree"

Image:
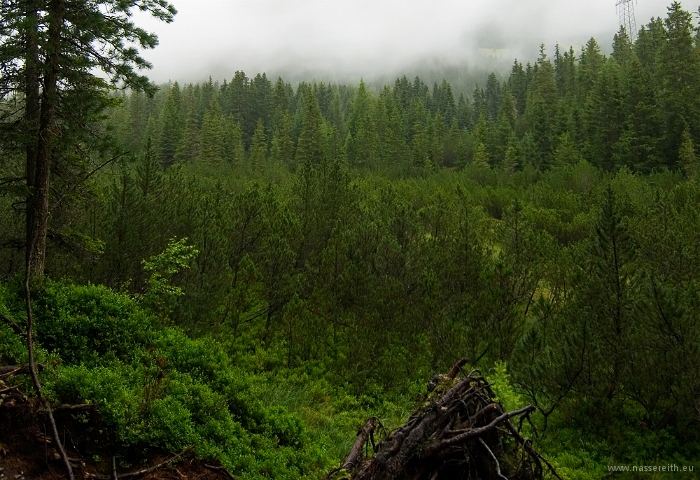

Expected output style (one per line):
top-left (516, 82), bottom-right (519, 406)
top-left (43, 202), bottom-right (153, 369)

top-left (326, 359), bottom-right (560, 480)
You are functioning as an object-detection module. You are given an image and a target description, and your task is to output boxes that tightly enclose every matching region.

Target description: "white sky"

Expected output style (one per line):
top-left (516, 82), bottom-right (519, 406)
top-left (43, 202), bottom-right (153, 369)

top-left (133, 0), bottom-right (697, 83)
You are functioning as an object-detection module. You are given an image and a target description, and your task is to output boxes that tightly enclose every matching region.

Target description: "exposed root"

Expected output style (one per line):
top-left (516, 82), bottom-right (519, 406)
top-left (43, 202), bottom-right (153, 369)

top-left (327, 360), bottom-right (559, 480)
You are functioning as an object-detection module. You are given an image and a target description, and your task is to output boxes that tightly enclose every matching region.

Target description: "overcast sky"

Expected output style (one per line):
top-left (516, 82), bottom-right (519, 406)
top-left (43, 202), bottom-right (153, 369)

top-left (133, 0), bottom-right (698, 83)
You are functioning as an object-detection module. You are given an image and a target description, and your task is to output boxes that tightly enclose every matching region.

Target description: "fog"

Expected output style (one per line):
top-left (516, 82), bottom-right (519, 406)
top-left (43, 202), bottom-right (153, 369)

top-left (133, 0), bottom-right (696, 84)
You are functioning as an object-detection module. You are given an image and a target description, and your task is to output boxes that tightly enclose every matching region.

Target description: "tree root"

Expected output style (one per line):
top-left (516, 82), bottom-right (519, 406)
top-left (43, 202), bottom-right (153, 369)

top-left (326, 360), bottom-right (557, 480)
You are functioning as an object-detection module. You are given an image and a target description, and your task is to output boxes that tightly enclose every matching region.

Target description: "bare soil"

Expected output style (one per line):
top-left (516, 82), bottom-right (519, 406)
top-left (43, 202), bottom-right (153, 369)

top-left (0, 392), bottom-right (231, 480)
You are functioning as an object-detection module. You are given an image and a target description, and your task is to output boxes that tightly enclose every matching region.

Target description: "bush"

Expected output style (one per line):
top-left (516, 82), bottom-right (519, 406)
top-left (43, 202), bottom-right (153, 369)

top-left (4, 280), bottom-right (324, 479)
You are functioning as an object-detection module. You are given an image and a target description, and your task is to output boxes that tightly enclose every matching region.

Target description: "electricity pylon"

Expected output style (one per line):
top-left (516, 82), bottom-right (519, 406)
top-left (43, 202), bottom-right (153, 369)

top-left (616, 0), bottom-right (637, 42)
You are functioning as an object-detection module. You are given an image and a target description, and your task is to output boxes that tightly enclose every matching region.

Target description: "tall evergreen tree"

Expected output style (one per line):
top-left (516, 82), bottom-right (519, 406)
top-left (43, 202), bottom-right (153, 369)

top-left (660, 2), bottom-right (700, 166)
top-left (295, 88), bottom-right (325, 167)
top-left (199, 98), bottom-right (225, 165)
top-left (157, 83), bottom-right (183, 168)
top-left (250, 119), bottom-right (268, 170)
top-left (679, 124), bottom-right (700, 180)
top-left (345, 80), bottom-right (379, 168)
top-left (270, 112), bottom-right (295, 168)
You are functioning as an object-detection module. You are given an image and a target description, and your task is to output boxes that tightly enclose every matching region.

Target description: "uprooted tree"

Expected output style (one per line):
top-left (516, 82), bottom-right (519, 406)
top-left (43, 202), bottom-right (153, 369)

top-left (326, 359), bottom-right (561, 480)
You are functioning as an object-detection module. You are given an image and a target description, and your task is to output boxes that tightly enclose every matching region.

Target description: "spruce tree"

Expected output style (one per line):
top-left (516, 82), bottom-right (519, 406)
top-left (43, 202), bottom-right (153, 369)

top-left (472, 143), bottom-right (490, 169)
top-left (679, 125), bottom-right (700, 180)
top-left (502, 145), bottom-right (519, 173)
top-left (199, 98), bottom-right (225, 165)
top-left (345, 80), bottom-right (379, 167)
top-left (661, 2), bottom-right (700, 166)
top-left (157, 83), bottom-right (183, 168)
top-left (250, 119), bottom-right (268, 170)
top-left (223, 117), bottom-right (245, 167)
top-left (295, 88), bottom-right (325, 167)
top-left (270, 113), bottom-right (295, 168)
top-left (176, 105), bottom-right (201, 163)
top-left (553, 132), bottom-right (581, 168)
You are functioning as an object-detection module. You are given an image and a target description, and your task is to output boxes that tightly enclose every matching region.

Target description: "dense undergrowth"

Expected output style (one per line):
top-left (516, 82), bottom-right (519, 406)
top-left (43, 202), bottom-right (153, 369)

top-left (2, 274), bottom-right (699, 478)
top-left (2, 281), bottom-right (327, 478)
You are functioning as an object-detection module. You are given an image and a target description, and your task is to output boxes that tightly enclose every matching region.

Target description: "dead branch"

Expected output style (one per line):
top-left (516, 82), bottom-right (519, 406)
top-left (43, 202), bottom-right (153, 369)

top-left (0, 312), bottom-right (26, 337)
top-left (422, 405), bottom-right (536, 456)
top-left (54, 403), bottom-right (96, 411)
top-left (203, 463), bottom-right (238, 479)
top-left (89, 446), bottom-right (195, 479)
top-left (447, 358), bottom-right (469, 379)
top-left (344, 418), bottom-right (379, 470)
top-left (479, 437), bottom-right (508, 480)
top-left (0, 363), bottom-right (46, 379)
top-left (0, 385), bottom-right (20, 395)
top-left (327, 359), bottom-right (548, 480)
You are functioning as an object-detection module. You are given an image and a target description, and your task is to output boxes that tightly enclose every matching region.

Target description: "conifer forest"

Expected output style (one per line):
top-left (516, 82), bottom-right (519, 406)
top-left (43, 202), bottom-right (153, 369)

top-left (1, 1), bottom-right (700, 478)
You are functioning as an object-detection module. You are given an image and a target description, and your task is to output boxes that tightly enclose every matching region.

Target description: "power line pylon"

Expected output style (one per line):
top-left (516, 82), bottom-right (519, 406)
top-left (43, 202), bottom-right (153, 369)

top-left (616, 0), bottom-right (637, 42)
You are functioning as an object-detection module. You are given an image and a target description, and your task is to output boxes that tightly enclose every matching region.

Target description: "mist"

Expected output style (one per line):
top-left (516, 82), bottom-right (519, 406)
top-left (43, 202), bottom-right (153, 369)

top-left (134, 0), bottom-right (696, 84)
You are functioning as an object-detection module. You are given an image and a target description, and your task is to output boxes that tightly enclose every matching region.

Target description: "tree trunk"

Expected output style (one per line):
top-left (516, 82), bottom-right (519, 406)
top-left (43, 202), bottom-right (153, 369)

top-left (29, 0), bottom-right (64, 277)
top-left (24, 0), bottom-right (40, 270)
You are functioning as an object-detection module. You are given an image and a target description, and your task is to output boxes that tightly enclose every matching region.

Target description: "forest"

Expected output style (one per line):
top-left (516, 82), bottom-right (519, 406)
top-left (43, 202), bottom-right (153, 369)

top-left (1, 1), bottom-right (700, 478)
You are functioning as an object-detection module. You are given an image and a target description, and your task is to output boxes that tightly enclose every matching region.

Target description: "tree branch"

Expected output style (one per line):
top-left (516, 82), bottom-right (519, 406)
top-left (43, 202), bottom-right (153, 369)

top-left (0, 312), bottom-right (26, 337)
top-left (421, 405), bottom-right (535, 457)
top-left (479, 437), bottom-right (508, 480)
top-left (89, 446), bottom-right (195, 479)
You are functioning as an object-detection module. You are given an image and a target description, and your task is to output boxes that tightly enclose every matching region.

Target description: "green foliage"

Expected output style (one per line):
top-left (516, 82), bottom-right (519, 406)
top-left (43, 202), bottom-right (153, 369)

top-left (4, 280), bottom-right (326, 479)
top-left (140, 237), bottom-right (198, 317)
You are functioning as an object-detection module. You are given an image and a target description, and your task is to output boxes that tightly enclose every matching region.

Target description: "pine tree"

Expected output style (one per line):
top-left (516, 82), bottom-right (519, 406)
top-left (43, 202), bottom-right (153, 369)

top-left (679, 125), bottom-right (700, 180)
top-left (223, 117), bottom-right (245, 167)
top-left (613, 57), bottom-right (663, 172)
top-left (295, 88), bottom-right (325, 167)
top-left (472, 143), bottom-right (490, 169)
top-left (660, 2), bottom-right (700, 166)
top-left (199, 98), bottom-right (225, 165)
top-left (270, 113), bottom-right (295, 168)
top-left (456, 94), bottom-right (473, 130)
top-left (250, 119), bottom-right (268, 170)
top-left (157, 83), bottom-right (183, 168)
top-left (502, 145), bottom-right (519, 173)
top-left (176, 105), bottom-right (200, 163)
top-left (345, 80), bottom-right (379, 167)
top-left (611, 27), bottom-right (633, 67)
top-left (578, 38), bottom-right (605, 100)
top-left (443, 118), bottom-right (461, 168)
top-left (583, 60), bottom-right (624, 171)
top-left (523, 91), bottom-right (552, 169)
top-left (553, 132), bottom-right (581, 168)
top-left (484, 73), bottom-right (501, 121)
top-left (434, 79), bottom-right (456, 124)
top-left (411, 121), bottom-right (432, 170)
top-left (491, 107), bottom-right (517, 166)
top-left (136, 137), bottom-right (162, 197)
top-left (508, 60), bottom-right (528, 115)
top-left (586, 186), bottom-right (637, 401)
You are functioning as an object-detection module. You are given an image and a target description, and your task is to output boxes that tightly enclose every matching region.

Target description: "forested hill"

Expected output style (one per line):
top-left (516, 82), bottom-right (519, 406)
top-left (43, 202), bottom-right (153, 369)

top-left (1, 2), bottom-right (700, 479)
top-left (110, 3), bottom-right (699, 177)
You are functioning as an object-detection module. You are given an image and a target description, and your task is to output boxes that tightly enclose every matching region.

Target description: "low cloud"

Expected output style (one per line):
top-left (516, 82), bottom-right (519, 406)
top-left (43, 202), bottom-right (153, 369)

top-left (134, 0), bottom-right (688, 84)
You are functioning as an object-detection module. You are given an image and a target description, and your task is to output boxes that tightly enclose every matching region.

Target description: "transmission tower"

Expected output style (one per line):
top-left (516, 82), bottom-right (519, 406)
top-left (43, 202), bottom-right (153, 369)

top-left (616, 0), bottom-right (637, 42)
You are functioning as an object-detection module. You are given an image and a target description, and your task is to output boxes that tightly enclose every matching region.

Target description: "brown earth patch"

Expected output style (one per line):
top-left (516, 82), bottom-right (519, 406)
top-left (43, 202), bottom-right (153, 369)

top-left (0, 392), bottom-right (232, 480)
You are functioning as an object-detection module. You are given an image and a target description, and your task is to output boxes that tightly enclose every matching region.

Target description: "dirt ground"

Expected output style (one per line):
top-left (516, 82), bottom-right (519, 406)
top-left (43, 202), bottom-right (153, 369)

top-left (0, 392), bottom-right (232, 480)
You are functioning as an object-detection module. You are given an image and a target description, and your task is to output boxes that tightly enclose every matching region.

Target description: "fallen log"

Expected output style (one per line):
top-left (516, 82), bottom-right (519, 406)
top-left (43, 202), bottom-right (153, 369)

top-left (326, 360), bottom-right (560, 480)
